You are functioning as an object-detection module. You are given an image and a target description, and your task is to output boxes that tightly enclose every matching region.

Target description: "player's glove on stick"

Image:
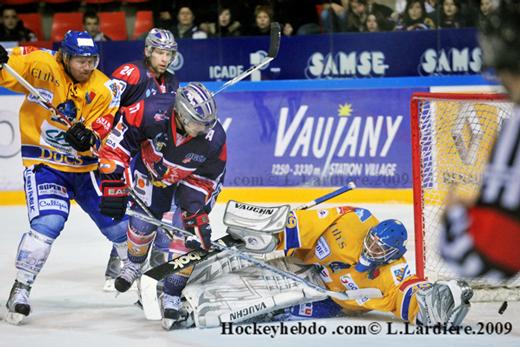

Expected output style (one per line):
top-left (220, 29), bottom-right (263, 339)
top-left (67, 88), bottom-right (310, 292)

top-left (0, 45), bottom-right (9, 66)
top-left (65, 122), bottom-right (96, 152)
top-left (100, 180), bottom-right (128, 220)
top-left (182, 211), bottom-right (212, 251)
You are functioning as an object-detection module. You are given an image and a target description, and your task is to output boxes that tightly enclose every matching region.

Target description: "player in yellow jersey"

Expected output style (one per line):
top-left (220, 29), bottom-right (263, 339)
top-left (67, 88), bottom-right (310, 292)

top-left (0, 31), bottom-right (128, 325)
top-left (221, 205), bottom-right (474, 327)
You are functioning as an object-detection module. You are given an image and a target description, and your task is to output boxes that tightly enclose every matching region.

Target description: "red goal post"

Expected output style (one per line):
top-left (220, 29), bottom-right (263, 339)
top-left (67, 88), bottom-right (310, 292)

top-left (410, 92), bottom-right (517, 301)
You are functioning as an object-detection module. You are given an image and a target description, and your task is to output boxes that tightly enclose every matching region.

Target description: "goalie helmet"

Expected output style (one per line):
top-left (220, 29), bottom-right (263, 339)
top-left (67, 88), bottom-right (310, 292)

top-left (61, 30), bottom-right (99, 68)
top-left (145, 28), bottom-right (177, 61)
top-left (479, 0), bottom-right (520, 73)
top-left (175, 82), bottom-right (217, 136)
top-left (361, 219), bottom-right (407, 265)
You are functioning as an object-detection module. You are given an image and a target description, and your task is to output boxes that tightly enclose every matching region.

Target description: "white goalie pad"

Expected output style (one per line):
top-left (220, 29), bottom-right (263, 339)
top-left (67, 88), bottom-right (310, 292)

top-left (183, 254), bottom-right (327, 328)
top-left (223, 200), bottom-right (290, 233)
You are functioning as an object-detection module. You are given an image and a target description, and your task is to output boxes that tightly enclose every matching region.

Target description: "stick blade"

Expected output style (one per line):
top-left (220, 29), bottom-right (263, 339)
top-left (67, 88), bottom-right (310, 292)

top-left (268, 22), bottom-right (281, 58)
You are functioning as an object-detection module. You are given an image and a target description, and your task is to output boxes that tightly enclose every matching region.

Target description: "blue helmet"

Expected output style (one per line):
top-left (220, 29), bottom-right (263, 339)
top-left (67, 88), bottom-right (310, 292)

top-left (61, 30), bottom-right (99, 58)
top-left (361, 219), bottom-right (407, 265)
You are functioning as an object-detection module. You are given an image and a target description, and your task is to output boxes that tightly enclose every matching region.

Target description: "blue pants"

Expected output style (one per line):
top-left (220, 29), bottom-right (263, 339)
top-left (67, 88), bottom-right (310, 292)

top-left (24, 164), bottom-right (127, 242)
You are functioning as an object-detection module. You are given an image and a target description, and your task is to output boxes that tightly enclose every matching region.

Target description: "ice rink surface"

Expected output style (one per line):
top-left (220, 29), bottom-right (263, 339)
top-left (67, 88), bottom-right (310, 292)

top-left (1, 203), bottom-right (519, 347)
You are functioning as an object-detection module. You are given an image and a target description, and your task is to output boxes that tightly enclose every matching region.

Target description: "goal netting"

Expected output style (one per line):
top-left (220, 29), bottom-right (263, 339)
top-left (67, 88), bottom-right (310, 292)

top-left (411, 92), bottom-right (519, 302)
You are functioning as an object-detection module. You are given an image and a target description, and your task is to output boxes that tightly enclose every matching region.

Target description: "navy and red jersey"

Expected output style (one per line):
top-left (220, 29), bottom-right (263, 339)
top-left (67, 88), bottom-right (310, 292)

top-left (110, 60), bottom-right (179, 107)
top-left (99, 93), bottom-right (227, 213)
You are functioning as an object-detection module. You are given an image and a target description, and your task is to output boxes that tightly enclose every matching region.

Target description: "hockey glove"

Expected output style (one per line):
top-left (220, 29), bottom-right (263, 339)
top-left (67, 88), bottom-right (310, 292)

top-left (100, 180), bottom-right (129, 220)
top-left (65, 122), bottom-right (96, 152)
top-left (182, 211), bottom-right (212, 251)
top-left (0, 45), bottom-right (8, 66)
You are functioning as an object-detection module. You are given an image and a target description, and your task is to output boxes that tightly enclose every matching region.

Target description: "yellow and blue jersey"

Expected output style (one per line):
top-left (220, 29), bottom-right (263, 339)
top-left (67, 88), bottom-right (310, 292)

top-left (0, 47), bottom-right (120, 172)
top-left (277, 206), bottom-right (429, 322)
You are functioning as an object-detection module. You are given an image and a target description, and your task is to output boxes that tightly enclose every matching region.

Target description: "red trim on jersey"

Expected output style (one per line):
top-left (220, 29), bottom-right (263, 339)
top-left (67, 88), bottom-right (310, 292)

top-left (468, 207), bottom-right (520, 272)
top-left (113, 63), bottom-right (140, 85)
top-left (399, 277), bottom-right (426, 291)
top-left (124, 101), bottom-right (145, 127)
top-left (184, 174), bottom-right (216, 197)
top-left (219, 143), bottom-right (227, 161)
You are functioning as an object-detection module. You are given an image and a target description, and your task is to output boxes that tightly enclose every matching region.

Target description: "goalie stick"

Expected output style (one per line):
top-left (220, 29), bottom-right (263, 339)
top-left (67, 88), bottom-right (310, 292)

top-left (143, 183), bottom-right (357, 280)
top-left (128, 208), bottom-right (381, 302)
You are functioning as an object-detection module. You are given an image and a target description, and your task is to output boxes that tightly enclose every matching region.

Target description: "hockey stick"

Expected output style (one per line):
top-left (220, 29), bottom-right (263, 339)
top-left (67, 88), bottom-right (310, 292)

top-left (212, 22), bottom-right (281, 96)
top-left (144, 182), bottom-right (357, 280)
top-left (1, 63), bottom-right (73, 127)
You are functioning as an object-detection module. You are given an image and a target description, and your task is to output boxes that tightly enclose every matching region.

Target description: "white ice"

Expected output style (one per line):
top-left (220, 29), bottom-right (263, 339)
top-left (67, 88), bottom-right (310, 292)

top-left (1, 203), bottom-right (519, 347)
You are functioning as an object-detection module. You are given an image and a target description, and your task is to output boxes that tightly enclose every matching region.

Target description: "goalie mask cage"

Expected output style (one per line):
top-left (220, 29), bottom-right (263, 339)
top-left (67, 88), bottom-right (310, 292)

top-left (411, 92), bottom-right (519, 302)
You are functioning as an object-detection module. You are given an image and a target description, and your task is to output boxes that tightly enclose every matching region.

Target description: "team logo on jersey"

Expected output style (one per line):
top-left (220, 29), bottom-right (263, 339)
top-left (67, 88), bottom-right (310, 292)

top-left (104, 80), bottom-right (121, 108)
top-left (315, 237), bottom-right (331, 260)
top-left (182, 153), bottom-right (206, 164)
top-left (340, 274), bottom-right (370, 304)
top-left (336, 206), bottom-right (354, 215)
top-left (354, 208), bottom-right (371, 222)
top-left (329, 261), bottom-right (351, 273)
top-left (153, 111), bottom-right (167, 122)
top-left (298, 303), bottom-right (313, 317)
top-left (317, 209), bottom-right (329, 218)
top-left (37, 183), bottom-right (67, 198)
top-left (391, 263), bottom-right (411, 285)
top-left (318, 265), bottom-right (332, 283)
top-left (85, 90), bottom-right (96, 104)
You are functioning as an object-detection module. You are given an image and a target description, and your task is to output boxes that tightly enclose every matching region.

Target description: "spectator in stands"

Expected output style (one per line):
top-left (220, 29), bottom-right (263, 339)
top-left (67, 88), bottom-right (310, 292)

top-left (395, 0), bottom-right (435, 30)
top-left (480, 0), bottom-right (497, 17)
top-left (201, 7), bottom-right (241, 37)
top-left (346, 0), bottom-right (369, 32)
top-left (0, 6), bottom-right (37, 43)
top-left (434, 0), bottom-right (467, 28)
top-left (320, 0), bottom-right (352, 33)
top-left (365, 11), bottom-right (392, 32)
top-left (247, 5), bottom-right (274, 36)
top-left (168, 5), bottom-right (207, 39)
top-left (83, 11), bottom-right (112, 42)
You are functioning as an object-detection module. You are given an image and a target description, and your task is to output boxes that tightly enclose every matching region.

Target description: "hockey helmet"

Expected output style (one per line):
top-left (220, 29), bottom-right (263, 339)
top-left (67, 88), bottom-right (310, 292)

top-left (361, 219), bottom-right (407, 265)
top-left (175, 82), bottom-right (217, 136)
top-left (61, 30), bottom-right (99, 69)
top-left (145, 28), bottom-right (177, 62)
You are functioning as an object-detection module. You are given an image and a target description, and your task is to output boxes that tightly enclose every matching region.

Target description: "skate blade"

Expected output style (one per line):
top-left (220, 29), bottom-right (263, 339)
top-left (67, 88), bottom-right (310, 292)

top-left (161, 318), bottom-right (176, 330)
top-left (103, 279), bottom-right (116, 292)
top-left (5, 311), bottom-right (27, 325)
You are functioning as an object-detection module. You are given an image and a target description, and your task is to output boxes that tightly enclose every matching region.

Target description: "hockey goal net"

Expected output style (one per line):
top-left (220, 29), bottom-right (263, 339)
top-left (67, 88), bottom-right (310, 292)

top-left (411, 92), bottom-right (519, 302)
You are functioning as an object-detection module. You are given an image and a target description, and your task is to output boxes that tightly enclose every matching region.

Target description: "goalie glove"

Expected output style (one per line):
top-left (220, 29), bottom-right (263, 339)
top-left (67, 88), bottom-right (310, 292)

top-left (65, 122), bottom-right (96, 152)
top-left (182, 211), bottom-right (212, 251)
top-left (99, 180), bottom-right (128, 220)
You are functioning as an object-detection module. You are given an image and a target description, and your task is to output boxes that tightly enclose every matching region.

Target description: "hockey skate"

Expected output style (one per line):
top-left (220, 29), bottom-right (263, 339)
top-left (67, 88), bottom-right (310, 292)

top-left (5, 280), bottom-right (32, 325)
top-left (160, 293), bottom-right (183, 330)
top-left (114, 261), bottom-right (142, 293)
top-left (103, 254), bottom-right (122, 292)
top-left (416, 279), bottom-right (473, 326)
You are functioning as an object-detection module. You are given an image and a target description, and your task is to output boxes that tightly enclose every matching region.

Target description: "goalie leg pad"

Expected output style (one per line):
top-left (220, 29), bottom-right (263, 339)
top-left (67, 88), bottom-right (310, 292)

top-left (226, 226), bottom-right (278, 253)
top-left (416, 280), bottom-right (473, 326)
top-left (223, 200), bottom-right (290, 233)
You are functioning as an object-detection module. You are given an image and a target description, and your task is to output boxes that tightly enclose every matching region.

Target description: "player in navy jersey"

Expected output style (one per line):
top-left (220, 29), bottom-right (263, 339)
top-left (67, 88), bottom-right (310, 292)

top-left (98, 82), bottom-right (226, 328)
top-left (111, 28), bottom-right (179, 107)
top-left (102, 28), bottom-right (180, 290)
top-left (441, 0), bottom-right (520, 279)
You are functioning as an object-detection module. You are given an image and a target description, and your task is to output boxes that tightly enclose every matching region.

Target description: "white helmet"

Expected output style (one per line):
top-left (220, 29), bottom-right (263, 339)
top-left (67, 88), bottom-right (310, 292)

top-left (175, 82), bottom-right (217, 136)
top-left (145, 28), bottom-right (177, 62)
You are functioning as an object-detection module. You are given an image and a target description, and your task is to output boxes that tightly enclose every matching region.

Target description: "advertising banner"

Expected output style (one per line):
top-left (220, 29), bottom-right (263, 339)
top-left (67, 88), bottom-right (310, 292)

top-left (219, 88), bottom-right (428, 188)
top-left (97, 28), bottom-right (480, 81)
